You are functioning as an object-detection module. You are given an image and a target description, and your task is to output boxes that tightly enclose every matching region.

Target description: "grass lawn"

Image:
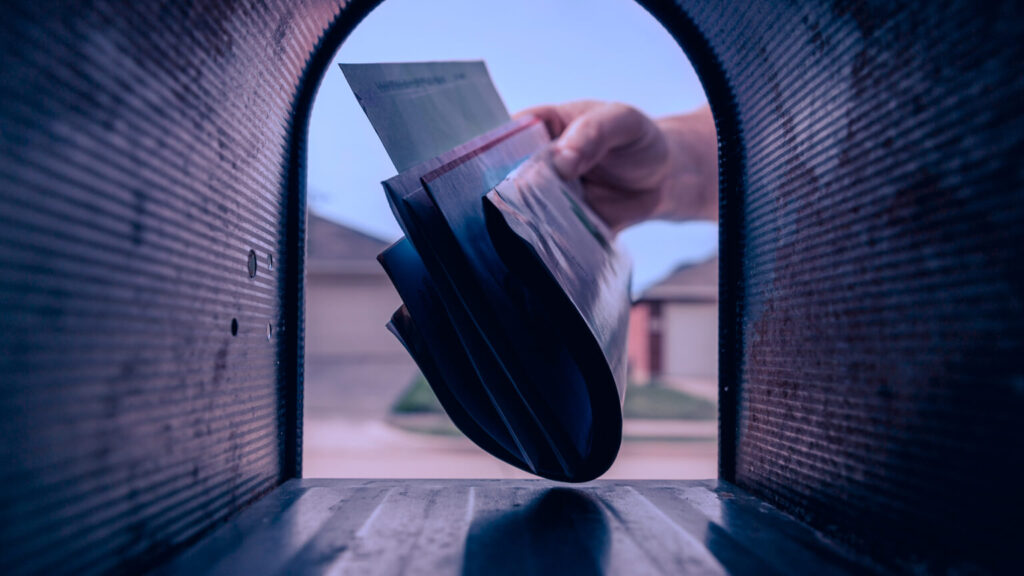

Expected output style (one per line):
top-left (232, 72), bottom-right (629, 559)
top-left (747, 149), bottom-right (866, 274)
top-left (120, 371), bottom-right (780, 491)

top-left (391, 374), bottom-right (444, 414)
top-left (623, 382), bottom-right (716, 420)
top-left (391, 374), bottom-right (717, 420)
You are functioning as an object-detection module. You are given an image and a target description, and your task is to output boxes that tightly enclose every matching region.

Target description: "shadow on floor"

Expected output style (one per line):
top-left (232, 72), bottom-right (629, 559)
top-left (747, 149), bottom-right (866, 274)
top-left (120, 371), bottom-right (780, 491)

top-left (462, 488), bottom-right (610, 576)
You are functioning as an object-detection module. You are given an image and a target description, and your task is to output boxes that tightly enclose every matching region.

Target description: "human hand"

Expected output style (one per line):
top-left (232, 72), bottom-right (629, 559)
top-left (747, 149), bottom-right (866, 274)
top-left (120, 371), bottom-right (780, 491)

top-left (516, 101), bottom-right (718, 232)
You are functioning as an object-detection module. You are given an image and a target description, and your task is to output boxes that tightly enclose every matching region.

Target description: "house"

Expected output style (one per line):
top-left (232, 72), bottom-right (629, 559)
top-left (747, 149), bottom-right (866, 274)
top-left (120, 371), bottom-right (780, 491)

top-left (304, 212), bottom-right (418, 418)
top-left (305, 210), bottom-right (719, 410)
top-left (627, 255), bottom-right (718, 398)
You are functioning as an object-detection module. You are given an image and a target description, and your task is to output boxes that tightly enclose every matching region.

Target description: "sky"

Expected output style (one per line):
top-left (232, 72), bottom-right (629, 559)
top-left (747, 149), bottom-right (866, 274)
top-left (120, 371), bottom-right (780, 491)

top-left (307, 0), bottom-right (718, 292)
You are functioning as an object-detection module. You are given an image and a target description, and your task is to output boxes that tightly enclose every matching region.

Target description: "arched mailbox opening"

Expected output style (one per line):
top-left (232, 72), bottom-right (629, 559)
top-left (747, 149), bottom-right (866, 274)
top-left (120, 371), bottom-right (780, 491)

top-left (299, 0), bottom-right (728, 481)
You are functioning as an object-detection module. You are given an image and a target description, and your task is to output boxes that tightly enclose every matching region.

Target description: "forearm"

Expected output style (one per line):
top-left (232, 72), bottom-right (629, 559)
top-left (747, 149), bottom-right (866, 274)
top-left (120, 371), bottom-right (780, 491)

top-left (653, 106), bottom-right (718, 222)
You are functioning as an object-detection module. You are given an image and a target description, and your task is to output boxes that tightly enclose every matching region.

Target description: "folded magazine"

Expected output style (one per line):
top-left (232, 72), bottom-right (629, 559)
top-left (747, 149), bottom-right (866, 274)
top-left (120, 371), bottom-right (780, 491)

top-left (342, 61), bottom-right (631, 482)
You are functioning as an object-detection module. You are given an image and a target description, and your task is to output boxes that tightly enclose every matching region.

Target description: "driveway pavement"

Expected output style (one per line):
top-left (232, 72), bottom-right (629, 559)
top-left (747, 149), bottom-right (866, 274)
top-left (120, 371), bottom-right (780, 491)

top-left (304, 416), bottom-right (717, 480)
top-left (303, 355), bottom-right (718, 479)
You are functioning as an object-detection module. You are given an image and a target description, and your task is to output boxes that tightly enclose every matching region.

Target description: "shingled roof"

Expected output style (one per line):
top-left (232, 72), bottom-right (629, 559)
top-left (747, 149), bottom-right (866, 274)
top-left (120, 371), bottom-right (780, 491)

top-left (306, 212), bottom-right (391, 274)
top-left (638, 255), bottom-right (718, 303)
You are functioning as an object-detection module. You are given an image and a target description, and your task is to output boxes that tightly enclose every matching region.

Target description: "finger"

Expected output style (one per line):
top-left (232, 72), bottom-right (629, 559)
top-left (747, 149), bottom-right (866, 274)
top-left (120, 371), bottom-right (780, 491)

top-left (514, 100), bottom-right (604, 139)
top-left (552, 103), bottom-right (652, 179)
top-left (515, 105), bottom-right (567, 139)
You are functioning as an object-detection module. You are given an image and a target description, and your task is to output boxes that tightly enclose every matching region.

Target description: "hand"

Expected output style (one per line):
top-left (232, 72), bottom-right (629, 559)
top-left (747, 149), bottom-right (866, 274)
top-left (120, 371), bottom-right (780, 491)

top-left (516, 101), bottom-right (718, 232)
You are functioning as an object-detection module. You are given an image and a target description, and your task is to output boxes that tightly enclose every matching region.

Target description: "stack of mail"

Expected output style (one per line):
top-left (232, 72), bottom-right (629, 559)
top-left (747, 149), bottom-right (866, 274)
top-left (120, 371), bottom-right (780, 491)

top-left (341, 61), bottom-right (631, 482)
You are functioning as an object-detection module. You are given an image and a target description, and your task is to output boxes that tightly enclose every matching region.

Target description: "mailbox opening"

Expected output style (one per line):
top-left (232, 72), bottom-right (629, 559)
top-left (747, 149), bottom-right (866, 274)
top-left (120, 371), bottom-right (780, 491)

top-left (301, 0), bottom-right (722, 480)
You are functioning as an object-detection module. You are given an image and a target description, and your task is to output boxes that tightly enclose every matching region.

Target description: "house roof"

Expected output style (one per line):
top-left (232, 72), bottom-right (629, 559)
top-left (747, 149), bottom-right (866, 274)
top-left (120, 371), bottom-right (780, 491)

top-left (638, 255), bottom-right (718, 303)
top-left (307, 212), bottom-right (391, 274)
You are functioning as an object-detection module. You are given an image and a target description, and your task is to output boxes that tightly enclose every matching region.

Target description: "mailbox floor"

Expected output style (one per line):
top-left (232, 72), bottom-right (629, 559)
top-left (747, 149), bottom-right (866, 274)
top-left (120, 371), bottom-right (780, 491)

top-left (161, 479), bottom-right (873, 575)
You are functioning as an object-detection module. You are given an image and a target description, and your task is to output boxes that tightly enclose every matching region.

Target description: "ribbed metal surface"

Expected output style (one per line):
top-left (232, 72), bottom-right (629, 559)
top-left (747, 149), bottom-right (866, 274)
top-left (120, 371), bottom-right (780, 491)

top-left (0, 1), bottom-right (353, 573)
top-left (669, 1), bottom-right (1023, 572)
top-left (162, 479), bottom-right (874, 575)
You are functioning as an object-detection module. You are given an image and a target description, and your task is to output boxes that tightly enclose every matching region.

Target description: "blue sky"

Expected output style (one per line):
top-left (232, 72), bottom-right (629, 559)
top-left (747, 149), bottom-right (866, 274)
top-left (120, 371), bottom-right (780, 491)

top-left (307, 0), bottom-right (718, 292)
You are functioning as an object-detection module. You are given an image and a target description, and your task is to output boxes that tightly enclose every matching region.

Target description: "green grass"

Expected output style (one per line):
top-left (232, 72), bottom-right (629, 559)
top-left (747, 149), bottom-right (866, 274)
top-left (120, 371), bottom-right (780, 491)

top-left (391, 374), bottom-right (444, 414)
top-left (390, 416), bottom-right (465, 437)
top-left (622, 382), bottom-right (717, 420)
top-left (392, 374), bottom-right (717, 421)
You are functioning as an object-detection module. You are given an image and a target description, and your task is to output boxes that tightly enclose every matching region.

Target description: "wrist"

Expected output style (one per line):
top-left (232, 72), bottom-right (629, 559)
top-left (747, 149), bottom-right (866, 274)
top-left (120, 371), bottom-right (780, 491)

top-left (653, 107), bottom-right (718, 222)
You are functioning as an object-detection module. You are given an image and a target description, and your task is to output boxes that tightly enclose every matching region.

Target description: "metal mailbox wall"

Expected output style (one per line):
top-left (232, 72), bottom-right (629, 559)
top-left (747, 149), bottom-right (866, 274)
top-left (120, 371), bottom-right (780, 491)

top-left (699, 2), bottom-right (1023, 572)
top-left (0, 1), bottom-right (352, 572)
top-left (0, 0), bottom-right (1020, 573)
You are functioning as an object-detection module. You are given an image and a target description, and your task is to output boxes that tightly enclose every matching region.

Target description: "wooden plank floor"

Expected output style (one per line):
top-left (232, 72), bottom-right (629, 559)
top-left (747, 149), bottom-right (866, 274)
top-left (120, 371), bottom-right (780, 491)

top-left (160, 479), bottom-right (874, 575)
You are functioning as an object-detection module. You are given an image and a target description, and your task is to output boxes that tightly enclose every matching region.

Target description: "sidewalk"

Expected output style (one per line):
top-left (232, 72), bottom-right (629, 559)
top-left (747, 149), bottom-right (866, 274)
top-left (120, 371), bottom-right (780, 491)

top-left (303, 416), bottom-right (717, 480)
top-left (389, 413), bottom-right (717, 441)
top-left (622, 418), bottom-right (716, 439)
